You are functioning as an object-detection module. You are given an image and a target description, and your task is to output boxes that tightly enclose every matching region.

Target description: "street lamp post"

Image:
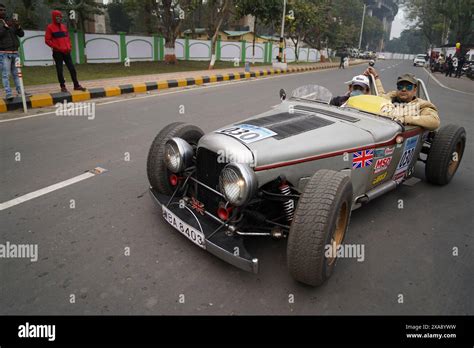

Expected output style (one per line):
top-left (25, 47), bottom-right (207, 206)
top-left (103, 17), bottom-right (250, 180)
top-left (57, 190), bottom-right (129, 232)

top-left (278, 0), bottom-right (287, 63)
top-left (358, 3), bottom-right (366, 51)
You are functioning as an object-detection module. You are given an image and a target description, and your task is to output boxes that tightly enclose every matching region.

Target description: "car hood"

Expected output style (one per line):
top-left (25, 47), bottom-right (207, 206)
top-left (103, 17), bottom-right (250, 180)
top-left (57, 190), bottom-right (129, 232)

top-left (198, 101), bottom-right (401, 168)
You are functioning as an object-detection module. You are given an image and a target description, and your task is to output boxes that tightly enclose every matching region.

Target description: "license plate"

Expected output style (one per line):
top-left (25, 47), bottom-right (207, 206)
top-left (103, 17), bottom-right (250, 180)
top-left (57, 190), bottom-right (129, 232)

top-left (162, 205), bottom-right (206, 249)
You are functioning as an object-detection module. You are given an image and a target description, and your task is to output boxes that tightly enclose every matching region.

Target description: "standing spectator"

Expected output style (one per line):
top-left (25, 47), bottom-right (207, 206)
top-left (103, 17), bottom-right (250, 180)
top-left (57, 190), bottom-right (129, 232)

top-left (445, 54), bottom-right (454, 77)
top-left (455, 55), bottom-right (465, 78)
top-left (452, 56), bottom-right (458, 77)
top-left (0, 4), bottom-right (30, 101)
top-left (45, 10), bottom-right (85, 93)
top-left (339, 51), bottom-right (346, 69)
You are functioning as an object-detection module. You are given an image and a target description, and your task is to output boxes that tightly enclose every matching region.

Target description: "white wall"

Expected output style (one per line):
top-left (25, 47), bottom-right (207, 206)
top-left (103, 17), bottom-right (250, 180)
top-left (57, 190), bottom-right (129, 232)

top-left (85, 34), bottom-right (121, 64)
top-left (20, 30), bottom-right (324, 66)
top-left (175, 39), bottom-right (185, 59)
top-left (220, 42), bottom-right (242, 62)
top-left (189, 39), bottom-right (211, 60)
top-left (22, 30), bottom-right (54, 66)
top-left (245, 42), bottom-right (265, 62)
top-left (125, 35), bottom-right (153, 61)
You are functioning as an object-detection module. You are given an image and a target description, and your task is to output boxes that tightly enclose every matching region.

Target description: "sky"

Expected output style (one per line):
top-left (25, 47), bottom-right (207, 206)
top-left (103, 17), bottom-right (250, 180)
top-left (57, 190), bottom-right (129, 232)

top-left (390, 7), bottom-right (412, 40)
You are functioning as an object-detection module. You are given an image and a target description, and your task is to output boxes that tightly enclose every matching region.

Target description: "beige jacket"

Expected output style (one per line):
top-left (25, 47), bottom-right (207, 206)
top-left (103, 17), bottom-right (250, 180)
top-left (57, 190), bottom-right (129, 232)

top-left (374, 78), bottom-right (440, 131)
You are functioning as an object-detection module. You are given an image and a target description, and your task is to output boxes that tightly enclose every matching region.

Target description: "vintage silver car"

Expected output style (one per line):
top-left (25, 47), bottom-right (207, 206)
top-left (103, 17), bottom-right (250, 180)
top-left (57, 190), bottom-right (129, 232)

top-left (146, 80), bottom-right (466, 287)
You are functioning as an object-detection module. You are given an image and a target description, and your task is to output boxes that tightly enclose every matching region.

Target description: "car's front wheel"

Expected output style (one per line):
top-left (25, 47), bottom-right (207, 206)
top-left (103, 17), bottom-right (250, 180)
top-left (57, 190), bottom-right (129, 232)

top-left (425, 124), bottom-right (466, 185)
top-left (287, 169), bottom-right (353, 287)
top-left (147, 122), bottom-right (204, 195)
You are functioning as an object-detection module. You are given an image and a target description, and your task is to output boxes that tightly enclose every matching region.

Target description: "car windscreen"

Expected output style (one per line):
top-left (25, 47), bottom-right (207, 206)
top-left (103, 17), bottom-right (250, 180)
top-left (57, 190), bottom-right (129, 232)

top-left (290, 85), bottom-right (333, 104)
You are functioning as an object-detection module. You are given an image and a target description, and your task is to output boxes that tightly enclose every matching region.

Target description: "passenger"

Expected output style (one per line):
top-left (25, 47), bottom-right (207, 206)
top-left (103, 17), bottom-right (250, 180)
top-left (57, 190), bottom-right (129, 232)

top-left (330, 75), bottom-right (370, 106)
top-left (364, 67), bottom-right (440, 130)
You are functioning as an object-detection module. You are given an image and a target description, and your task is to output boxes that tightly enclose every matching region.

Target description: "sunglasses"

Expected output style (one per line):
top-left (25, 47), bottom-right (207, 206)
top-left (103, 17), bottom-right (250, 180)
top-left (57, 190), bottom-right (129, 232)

top-left (397, 83), bottom-right (414, 91)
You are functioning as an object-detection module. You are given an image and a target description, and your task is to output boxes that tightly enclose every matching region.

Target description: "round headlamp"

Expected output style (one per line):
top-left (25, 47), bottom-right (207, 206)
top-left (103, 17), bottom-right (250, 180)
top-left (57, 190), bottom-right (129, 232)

top-left (164, 137), bottom-right (194, 173)
top-left (219, 163), bottom-right (257, 206)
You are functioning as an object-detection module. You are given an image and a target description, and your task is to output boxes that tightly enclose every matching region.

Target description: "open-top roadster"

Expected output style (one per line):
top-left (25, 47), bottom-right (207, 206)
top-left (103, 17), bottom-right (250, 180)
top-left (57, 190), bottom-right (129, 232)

top-left (146, 77), bottom-right (466, 287)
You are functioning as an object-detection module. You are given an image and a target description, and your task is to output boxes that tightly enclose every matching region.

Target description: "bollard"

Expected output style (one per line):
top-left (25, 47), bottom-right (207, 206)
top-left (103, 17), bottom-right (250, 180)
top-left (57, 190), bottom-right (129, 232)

top-left (15, 57), bottom-right (28, 114)
top-left (245, 62), bottom-right (250, 72)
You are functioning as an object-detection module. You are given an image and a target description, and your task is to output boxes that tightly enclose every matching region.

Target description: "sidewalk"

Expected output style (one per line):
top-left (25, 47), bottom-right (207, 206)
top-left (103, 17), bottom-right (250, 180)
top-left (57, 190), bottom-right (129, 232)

top-left (426, 71), bottom-right (474, 94)
top-left (1, 60), bottom-right (366, 113)
top-left (18, 62), bottom-right (340, 95)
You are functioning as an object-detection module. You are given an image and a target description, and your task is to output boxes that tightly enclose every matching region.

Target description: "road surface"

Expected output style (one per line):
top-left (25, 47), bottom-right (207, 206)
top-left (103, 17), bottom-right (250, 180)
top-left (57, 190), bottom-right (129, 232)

top-left (1, 60), bottom-right (473, 315)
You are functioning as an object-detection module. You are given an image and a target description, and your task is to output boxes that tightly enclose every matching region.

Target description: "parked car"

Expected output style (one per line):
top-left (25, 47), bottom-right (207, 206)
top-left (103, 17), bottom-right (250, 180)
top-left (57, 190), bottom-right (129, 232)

top-left (466, 62), bottom-right (474, 79)
top-left (146, 80), bottom-right (466, 287)
top-left (414, 54), bottom-right (427, 66)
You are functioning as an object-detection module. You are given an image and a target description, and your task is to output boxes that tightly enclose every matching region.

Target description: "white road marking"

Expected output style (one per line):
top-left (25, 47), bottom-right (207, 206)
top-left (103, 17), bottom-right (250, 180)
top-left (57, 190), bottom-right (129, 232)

top-left (0, 65), bottom-right (359, 123)
top-left (422, 67), bottom-right (474, 96)
top-left (0, 167), bottom-right (107, 211)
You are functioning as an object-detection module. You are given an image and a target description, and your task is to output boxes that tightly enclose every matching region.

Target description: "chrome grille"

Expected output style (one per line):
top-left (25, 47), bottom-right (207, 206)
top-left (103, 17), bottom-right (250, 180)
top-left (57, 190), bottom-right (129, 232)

top-left (196, 148), bottom-right (226, 212)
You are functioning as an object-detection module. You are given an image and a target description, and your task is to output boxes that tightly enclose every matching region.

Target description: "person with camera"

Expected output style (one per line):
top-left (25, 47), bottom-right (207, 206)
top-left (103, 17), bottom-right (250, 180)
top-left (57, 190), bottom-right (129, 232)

top-left (0, 3), bottom-right (30, 101)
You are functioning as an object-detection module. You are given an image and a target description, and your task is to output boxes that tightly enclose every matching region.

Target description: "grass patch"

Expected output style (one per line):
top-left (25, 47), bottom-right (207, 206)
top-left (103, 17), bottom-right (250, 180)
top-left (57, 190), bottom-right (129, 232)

top-left (21, 60), bottom-right (319, 86)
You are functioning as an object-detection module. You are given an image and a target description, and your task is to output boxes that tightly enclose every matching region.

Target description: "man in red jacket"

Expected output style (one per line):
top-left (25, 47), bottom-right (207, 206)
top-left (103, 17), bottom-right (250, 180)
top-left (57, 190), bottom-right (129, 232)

top-left (45, 10), bottom-right (85, 92)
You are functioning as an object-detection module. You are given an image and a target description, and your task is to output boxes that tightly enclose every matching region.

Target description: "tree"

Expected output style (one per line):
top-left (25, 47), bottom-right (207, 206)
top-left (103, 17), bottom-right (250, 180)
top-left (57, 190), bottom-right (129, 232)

top-left (385, 29), bottom-right (429, 54)
top-left (303, 0), bottom-right (331, 50)
top-left (205, 0), bottom-right (232, 69)
top-left (2, 0), bottom-right (46, 29)
top-left (286, 0), bottom-right (319, 61)
top-left (402, 0), bottom-right (473, 47)
top-left (149, 0), bottom-right (195, 64)
top-left (436, 0), bottom-right (472, 44)
top-left (46, 0), bottom-right (105, 33)
top-left (325, 0), bottom-right (364, 49)
top-left (361, 15), bottom-right (384, 51)
top-left (401, 0), bottom-right (444, 46)
top-left (107, 1), bottom-right (132, 33)
top-left (234, 0), bottom-right (282, 64)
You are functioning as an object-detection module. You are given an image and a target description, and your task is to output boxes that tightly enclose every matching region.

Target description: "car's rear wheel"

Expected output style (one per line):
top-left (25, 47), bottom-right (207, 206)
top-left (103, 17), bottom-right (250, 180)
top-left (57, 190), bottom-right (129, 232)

top-left (425, 124), bottom-right (466, 185)
top-left (287, 169), bottom-right (353, 287)
top-left (147, 122), bottom-right (204, 195)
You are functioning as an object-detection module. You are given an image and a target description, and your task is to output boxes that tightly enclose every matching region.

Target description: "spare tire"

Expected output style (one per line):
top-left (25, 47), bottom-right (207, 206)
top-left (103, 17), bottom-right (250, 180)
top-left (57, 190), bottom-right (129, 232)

top-left (147, 122), bottom-right (204, 195)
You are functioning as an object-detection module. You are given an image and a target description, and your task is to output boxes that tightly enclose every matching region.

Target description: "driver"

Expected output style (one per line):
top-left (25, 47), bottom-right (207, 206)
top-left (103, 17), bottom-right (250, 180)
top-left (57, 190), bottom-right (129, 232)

top-left (364, 67), bottom-right (440, 130)
top-left (330, 75), bottom-right (370, 106)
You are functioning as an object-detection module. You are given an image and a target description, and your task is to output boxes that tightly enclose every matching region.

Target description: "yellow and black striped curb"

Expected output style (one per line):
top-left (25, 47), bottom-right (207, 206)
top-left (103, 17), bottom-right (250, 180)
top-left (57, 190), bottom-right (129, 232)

top-left (0, 61), bottom-right (366, 113)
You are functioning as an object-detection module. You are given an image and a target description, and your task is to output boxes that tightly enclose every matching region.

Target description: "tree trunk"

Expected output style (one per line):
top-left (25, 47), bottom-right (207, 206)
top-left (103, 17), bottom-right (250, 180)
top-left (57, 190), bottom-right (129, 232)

top-left (252, 16), bottom-right (257, 65)
top-left (208, 0), bottom-right (229, 70)
top-left (294, 37), bottom-right (299, 61)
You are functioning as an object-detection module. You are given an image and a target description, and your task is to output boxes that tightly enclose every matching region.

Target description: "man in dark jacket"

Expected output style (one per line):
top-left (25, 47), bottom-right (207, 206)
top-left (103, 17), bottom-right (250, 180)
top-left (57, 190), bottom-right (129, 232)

top-left (0, 3), bottom-right (29, 100)
top-left (455, 54), bottom-right (465, 78)
top-left (339, 51), bottom-right (347, 69)
top-left (330, 75), bottom-right (370, 106)
top-left (445, 54), bottom-right (454, 77)
top-left (45, 10), bottom-right (85, 92)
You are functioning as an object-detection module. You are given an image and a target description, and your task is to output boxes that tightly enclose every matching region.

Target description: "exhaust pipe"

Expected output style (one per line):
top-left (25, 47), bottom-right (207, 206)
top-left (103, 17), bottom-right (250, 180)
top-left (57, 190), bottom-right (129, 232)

top-left (356, 180), bottom-right (397, 204)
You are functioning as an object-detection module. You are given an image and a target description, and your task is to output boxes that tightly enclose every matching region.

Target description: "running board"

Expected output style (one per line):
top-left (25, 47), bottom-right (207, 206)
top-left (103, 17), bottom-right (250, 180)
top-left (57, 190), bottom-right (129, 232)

top-left (355, 180), bottom-right (397, 204)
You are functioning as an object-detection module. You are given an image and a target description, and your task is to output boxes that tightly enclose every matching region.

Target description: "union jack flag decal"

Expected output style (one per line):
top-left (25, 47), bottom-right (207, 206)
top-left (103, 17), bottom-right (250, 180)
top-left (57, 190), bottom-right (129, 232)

top-left (352, 149), bottom-right (374, 169)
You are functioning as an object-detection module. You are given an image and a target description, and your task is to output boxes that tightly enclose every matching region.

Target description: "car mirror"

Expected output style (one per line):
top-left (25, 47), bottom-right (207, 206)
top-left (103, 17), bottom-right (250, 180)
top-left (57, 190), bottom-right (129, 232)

top-left (279, 89), bottom-right (287, 101)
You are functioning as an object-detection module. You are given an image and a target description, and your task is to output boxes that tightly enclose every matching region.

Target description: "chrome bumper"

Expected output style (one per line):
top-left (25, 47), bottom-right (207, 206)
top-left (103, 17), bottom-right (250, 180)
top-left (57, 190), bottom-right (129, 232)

top-left (149, 188), bottom-right (259, 274)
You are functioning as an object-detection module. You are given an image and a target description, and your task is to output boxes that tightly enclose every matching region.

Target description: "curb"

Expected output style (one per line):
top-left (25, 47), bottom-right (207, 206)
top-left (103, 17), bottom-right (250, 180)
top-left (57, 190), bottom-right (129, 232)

top-left (0, 61), bottom-right (366, 113)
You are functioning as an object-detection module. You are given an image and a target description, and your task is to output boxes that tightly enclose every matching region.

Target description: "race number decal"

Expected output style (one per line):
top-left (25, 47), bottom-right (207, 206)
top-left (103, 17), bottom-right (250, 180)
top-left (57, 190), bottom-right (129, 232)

top-left (393, 135), bottom-right (418, 183)
top-left (216, 124), bottom-right (277, 144)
